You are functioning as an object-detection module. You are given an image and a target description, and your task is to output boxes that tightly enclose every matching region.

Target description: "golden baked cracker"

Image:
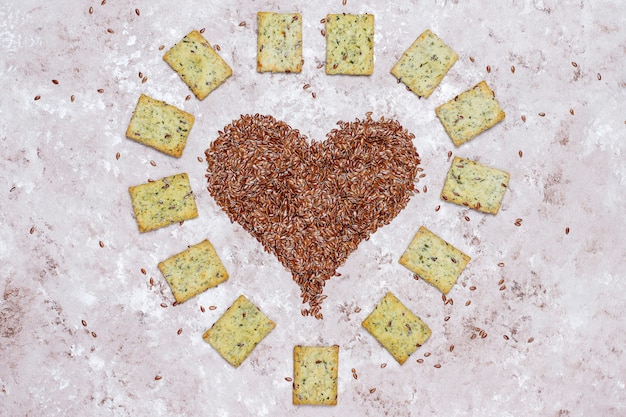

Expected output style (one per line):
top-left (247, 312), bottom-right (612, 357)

top-left (399, 226), bottom-right (470, 294)
top-left (203, 295), bottom-right (275, 367)
top-left (325, 14), bottom-right (374, 75)
top-left (257, 12), bottom-right (303, 73)
top-left (362, 292), bottom-right (431, 365)
top-left (391, 29), bottom-right (458, 98)
top-left (441, 156), bottom-right (510, 214)
top-left (157, 239), bottom-right (229, 303)
top-left (128, 173), bottom-right (198, 233)
top-left (163, 30), bottom-right (232, 100)
top-left (435, 80), bottom-right (506, 146)
top-left (293, 345), bottom-right (339, 405)
top-left (126, 94), bottom-right (194, 157)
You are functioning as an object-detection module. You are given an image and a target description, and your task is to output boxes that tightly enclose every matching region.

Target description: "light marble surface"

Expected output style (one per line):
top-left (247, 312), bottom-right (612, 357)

top-left (1, 0), bottom-right (625, 416)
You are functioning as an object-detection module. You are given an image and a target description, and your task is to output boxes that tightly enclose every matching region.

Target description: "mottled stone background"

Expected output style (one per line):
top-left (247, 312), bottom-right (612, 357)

top-left (1, 0), bottom-right (624, 416)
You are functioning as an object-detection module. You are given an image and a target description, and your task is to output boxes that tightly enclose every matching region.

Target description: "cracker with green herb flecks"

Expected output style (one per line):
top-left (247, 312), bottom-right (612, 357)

top-left (157, 239), bottom-right (228, 303)
top-left (257, 12), bottom-right (303, 73)
top-left (163, 30), bottom-right (232, 100)
top-left (203, 295), bottom-right (275, 367)
top-left (399, 226), bottom-right (470, 294)
top-left (435, 80), bottom-right (505, 146)
top-left (361, 292), bottom-right (431, 365)
top-left (293, 345), bottom-right (339, 405)
top-left (128, 173), bottom-right (198, 233)
top-left (125, 94), bottom-right (194, 157)
top-left (441, 156), bottom-right (510, 214)
top-left (391, 29), bottom-right (458, 98)
top-left (325, 14), bottom-right (374, 75)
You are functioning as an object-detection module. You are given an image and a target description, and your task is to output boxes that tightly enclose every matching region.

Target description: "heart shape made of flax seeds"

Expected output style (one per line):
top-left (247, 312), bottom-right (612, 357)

top-left (205, 114), bottom-right (421, 318)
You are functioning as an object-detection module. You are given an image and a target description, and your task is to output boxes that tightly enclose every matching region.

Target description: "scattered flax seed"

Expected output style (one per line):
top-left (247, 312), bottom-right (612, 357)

top-left (199, 28), bottom-right (206, 34)
top-left (597, 73), bottom-right (602, 80)
top-left (565, 227), bottom-right (570, 235)
top-left (445, 298), bottom-right (454, 306)
top-left (416, 358), bottom-right (424, 363)
top-left (149, 277), bottom-right (155, 286)
top-left (150, 160), bottom-right (156, 166)
top-left (101, 0), bottom-right (106, 5)
top-left (91, 332), bottom-right (97, 338)
top-left (503, 334), bottom-right (509, 340)
top-left (442, 294), bottom-right (447, 303)
top-left (285, 377), bottom-right (293, 382)
top-left (71, 95), bottom-right (75, 102)
top-left (471, 333), bottom-right (477, 340)
top-left (342, 0), bottom-right (347, 6)
top-left (160, 303), bottom-right (167, 308)
top-left (214, 44), bottom-right (221, 51)
top-left (500, 285), bottom-right (507, 291)
top-left (321, 29), bottom-right (326, 37)
top-left (311, 92), bottom-right (317, 99)
top-left (511, 65), bottom-right (515, 73)
top-left (538, 112), bottom-right (545, 117)
top-left (528, 337), bottom-right (534, 343)
top-left (486, 65), bottom-right (491, 73)
top-left (99, 240), bottom-right (105, 248)
top-left (354, 307), bottom-right (361, 313)
top-left (480, 331), bottom-right (488, 339)
top-left (97, 89), bottom-right (104, 93)
top-left (464, 215), bottom-right (470, 222)
top-left (142, 76), bottom-right (148, 83)
top-left (320, 18), bottom-right (326, 24)
top-left (209, 305), bottom-right (217, 311)
top-left (518, 150), bottom-right (523, 158)
top-left (116, 152), bottom-right (121, 160)
top-left (497, 262), bottom-right (505, 267)
top-left (369, 388), bottom-right (376, 394)
top-left (469, 56), bottom-right (475, 63)
top-left (521, 115), bottom-right (526, 122)
top-left (81, 320), bottom-right (87, 327)
top-left (185, 95), bottom-right (191, 101)
top-left (316, 62), bottom-right (324, 69)
top-left (138, 72), bottom-right (143, 79)
top-left (141, 268), bottom-right (146, 275)
top-left (469, 286), bottom-right (476, 291)
top-left (177, 328), bottom-right (183, 335)
top-left (197, 156), bottom-right (204, 163)
top-left (444, 316), bottom-right (450, 321)
top-left (569, 108), bottom-right (575, 116)
top-left (380, 363), bottom-right (387, 369)
top-left (498, 278), bottom-right (505, 285)
top-left (200, 306), bottom-right (206, 313)
top-left (465, 300), bottom-right (471, 306)
top-left (423, 185), bottom-right (428, 193)
top-left (135, 8), bottom-right (140, 16)
top-left (434, 364), bottom-right (441, 368)
top-left (239, 21), bottom-right (247, 27)
top-left (52, 79), bottom-right (59, 85)
top-left (89, 6), bottom-right (93, 14)
top-left (447, 150), bottom-right (453, 161)
top-left (571, 61), bottom-right (578, 67)
top-left (29, 227), bottom-right (35, 234)
top-left (303, 83), bottom-right (310, 89)
top-left (107, 28), bottom-right (115, 34)
top-left (413, 274), bottom-right (420, 280)
top-left (449, 345), bottom-right (455, 352)
top-left (154, 375), bottom-right (162, 381)
top-left (158, 45), bottom-right (165, 50)
top-left (514, 218), bottom-right (523, 227)
top-left (423, 352), bottom-right (431, 357)
top-left (435, 205), bottom-right (441, 212)
top-left (34, 95), bottom-right (41, 100)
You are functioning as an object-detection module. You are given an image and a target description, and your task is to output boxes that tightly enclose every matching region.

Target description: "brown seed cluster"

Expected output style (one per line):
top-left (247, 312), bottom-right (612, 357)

top-left (205, 114), bottom-right (420, 318)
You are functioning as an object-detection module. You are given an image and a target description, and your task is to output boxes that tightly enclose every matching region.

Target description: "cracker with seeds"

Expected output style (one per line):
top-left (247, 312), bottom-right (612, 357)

top-left (391, 29), bottom-right (458, 98)
top-left (325, 14), bottom-right (374, 75)
top-left (293, 345), bottom-right (339, 405)
top-left (399, 226), bottom-right (470, 294)
top-left (257, 12), bottom-right (303, 73)
top-left (128, 173), bottom-right (198, 233)
top-left (361, 292), bottom-right (431, 365)
top-left (157, 239), bottom-right (228, 303)
top-left (125, 94), bottom-right (194, 157)
top-left (163, 30), bottom-right (232, 100)
top-left (435, 81), bottom-right (505, 146)
top-left (441, 156), bottom-right (510, 214)
top-left (203, 295), bottom-right (275, 367)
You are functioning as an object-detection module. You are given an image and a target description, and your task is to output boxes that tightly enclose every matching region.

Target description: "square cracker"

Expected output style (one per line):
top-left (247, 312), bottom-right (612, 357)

top-left (391, 29), bottom-right (458, 98)
top-left (203, 295), bottom-right (275, 368)
top-left (361, 292), bottom-right (431, 365)
top-left (157, 239), bottom-right (229, 303)
top-left (125, 94), bottom-right (194, 157)
top-left (435, 80), bottom-right (505, 146)
top-left (128, 173), bottom-right (198, 233)
top-left (293, 345), bottom-right (339, 405)
top-left (399, 226), bottom-right (470, 294)
top-left (325, 14), bottom-right (374, 75)
top-left (163, 30), bottom-right (232, 100)
top-left (441, 156), bottom-right (510, 214)
top-left (257, 12), bottom-right (303, 73)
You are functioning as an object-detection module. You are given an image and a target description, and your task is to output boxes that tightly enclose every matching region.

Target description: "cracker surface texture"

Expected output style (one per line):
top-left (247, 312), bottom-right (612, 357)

top-left (435, 80), bottom-right (505, 146)
top-left (361, 292), bottom-right (431, 364)
top-left (257, 12), bottom-right (303, 73)
top-left (391, 29), bottom-right (458, 98)
top-left (163, 30), bottom-right (232, 100)
top-left (125, 94), bottom-right (194, 157)
top-left (128, 173), bottom-right (198, 233)
top-left (203, 295), bottom-right (275, 368)
top-left (293, 345), bottom-right (339, 405)
top-left (399, 226), bottom-right (470, 294)
top-left (157, 239), bottom-right (229, 303)
top-left (441, 156), bottom-right (510, 214)
top-left (325, 14), bottom-right (374, 75)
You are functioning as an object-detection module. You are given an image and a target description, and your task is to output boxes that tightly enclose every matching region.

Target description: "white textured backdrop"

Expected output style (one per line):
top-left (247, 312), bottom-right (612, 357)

top-left (1, 0), bottom-right (624, 416)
